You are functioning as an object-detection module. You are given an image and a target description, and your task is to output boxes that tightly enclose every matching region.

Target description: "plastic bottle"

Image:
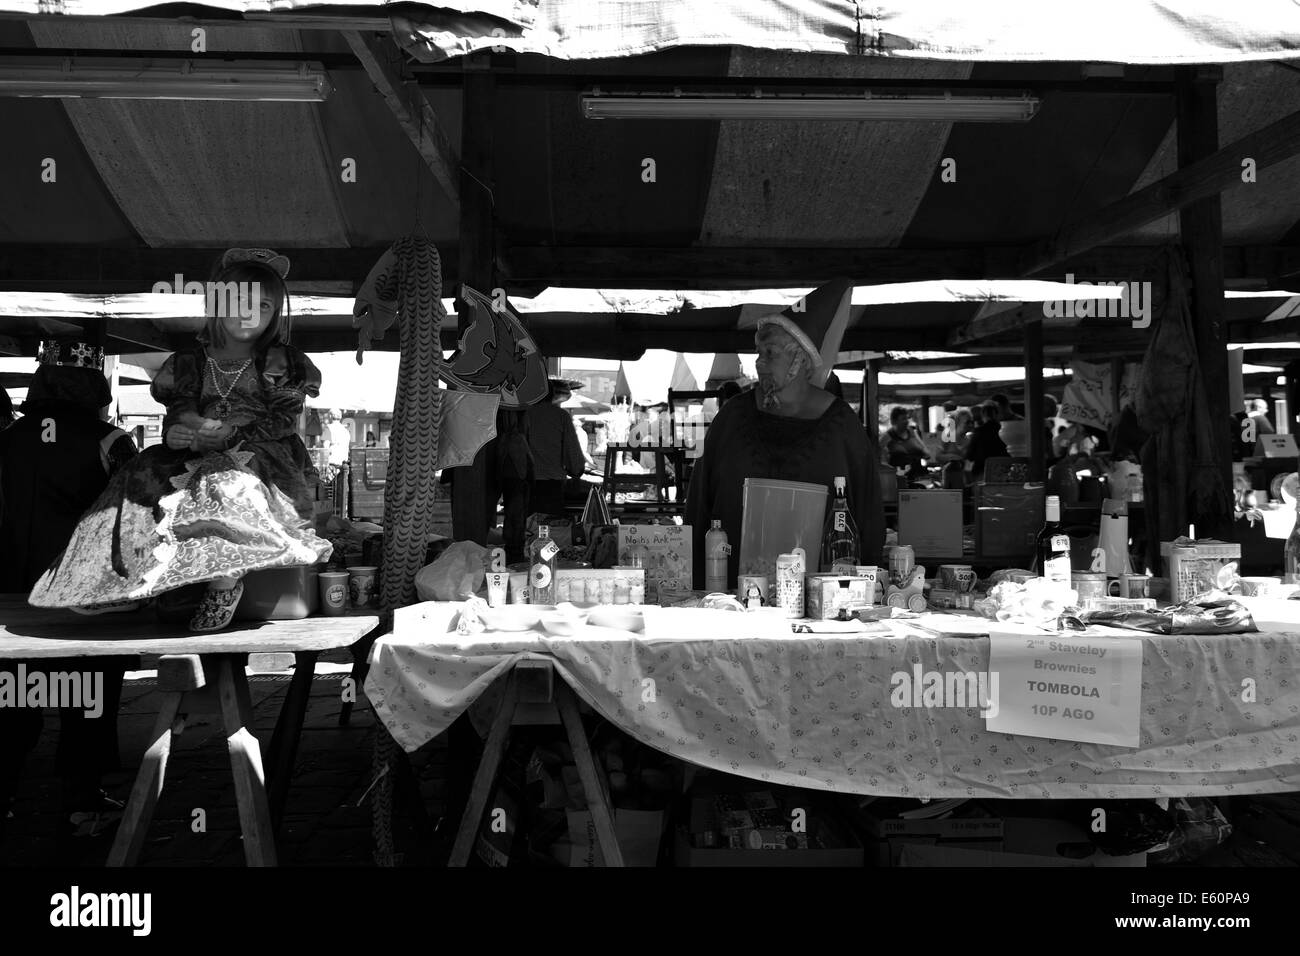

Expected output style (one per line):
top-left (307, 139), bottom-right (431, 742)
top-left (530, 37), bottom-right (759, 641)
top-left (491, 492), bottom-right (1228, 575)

top-left (705, 519), bottom-right (730, 592)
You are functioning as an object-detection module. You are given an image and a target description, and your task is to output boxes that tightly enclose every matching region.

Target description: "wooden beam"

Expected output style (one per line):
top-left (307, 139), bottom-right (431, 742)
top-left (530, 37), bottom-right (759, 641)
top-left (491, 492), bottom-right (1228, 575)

top-left (0, 12), bottom-right (392, 31)
top-left (1178, 65), bottom-right (1233, 539)
top-left (106, 318), bottom-right (177, 353)
top-left (451, 58), bottom-right (496, 547)
top-left (0, 246), bottom-right (452, 292)
top-left (342, 31), bottom-right (460, 203)
top-left (5, 245), bottom-right (1299, 293)
top-left (1021, 90), bottom-right (1300, 277)
top-left (1025, 320), bottom-right (1045, 481)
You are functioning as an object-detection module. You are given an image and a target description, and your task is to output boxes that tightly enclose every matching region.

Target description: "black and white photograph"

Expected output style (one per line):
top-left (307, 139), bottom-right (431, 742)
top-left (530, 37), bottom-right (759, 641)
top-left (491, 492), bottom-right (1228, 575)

top-left (0, 0), bottom-right (1294, 937)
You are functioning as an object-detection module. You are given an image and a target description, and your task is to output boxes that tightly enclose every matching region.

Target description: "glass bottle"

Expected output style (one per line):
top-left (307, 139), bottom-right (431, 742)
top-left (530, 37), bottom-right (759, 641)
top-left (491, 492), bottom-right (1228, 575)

top-left (528, 524), bottom-right (558, 605)
top-left (820, 476), bottom-right (859, 574)
top-left (1034, 495), bottom-right (1071, 585)
top-left (1285, 499), bottom-right (1300, 583)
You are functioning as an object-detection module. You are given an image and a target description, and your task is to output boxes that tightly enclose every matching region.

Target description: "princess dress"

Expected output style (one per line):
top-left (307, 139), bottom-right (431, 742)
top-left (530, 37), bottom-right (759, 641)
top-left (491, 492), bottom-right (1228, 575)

top-left (28, 346), bottom-right (333, 609)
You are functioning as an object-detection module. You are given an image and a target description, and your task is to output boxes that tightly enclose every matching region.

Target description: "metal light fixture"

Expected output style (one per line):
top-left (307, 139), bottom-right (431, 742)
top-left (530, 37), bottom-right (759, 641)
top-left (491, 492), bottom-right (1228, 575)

top-left (0, 57), bottom-right (333, 102)
top-left (583, 91), bottom-right (1039, 122)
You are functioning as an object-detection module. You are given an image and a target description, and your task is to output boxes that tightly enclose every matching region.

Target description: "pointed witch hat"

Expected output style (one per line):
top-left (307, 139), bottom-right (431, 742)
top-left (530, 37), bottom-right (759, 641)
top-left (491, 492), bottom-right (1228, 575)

top-left (756, 278), bottom-right (854, 387)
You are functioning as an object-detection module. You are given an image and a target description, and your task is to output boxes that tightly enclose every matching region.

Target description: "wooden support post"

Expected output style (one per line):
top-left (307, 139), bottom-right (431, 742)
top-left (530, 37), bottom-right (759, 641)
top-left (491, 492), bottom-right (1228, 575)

top-left (451, 56), bottom-right (496, 545)
top-left (213, 655), bottom-right (277, 867)
top-left (1177, 66), bottom-right (1233, 539)
top-left (864, 359), bottom-right (880, 434)
top-left (1025, 320), bottom-right (1045, 481)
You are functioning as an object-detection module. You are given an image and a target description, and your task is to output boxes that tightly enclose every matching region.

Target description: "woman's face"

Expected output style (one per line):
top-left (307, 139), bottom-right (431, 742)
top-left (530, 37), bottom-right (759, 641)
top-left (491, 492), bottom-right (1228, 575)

top-left (216, 291), bottom-right (278, 344)
top-left (755, 327), bottom-right (802, 399)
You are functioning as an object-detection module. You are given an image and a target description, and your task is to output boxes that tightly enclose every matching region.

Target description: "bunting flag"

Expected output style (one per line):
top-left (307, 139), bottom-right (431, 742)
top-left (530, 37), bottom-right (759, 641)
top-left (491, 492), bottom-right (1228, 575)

top-left (669, 352), bottom-right (698, 392)
top-left (613, 362), bottom-right (632, 403)
top-left (705, 353), bottom-right (743, 388)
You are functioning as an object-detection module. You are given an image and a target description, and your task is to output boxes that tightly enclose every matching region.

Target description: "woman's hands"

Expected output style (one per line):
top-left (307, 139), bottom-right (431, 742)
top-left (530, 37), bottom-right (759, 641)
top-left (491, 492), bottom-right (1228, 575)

top-left (166, 415), bottom-right (234, 451)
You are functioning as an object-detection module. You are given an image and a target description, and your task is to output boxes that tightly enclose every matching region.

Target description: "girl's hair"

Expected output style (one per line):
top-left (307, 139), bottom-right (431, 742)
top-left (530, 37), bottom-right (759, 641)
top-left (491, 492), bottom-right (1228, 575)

top-left (199, 260), bottom-right (291, 350)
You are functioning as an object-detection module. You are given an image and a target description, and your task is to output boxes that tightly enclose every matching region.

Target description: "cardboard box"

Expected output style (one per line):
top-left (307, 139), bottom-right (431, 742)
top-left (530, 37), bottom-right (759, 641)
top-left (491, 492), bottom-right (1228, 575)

top-left (898, 490), bottom-right (963, 556)
top-left (865, 816), bottom-right (1005, 866)
top-left (976, 483), bottom-right (1045, 558)
top-left (674, 829), bottom-right (863, 867)
top-left (805, 574), bottom-right (872, 620)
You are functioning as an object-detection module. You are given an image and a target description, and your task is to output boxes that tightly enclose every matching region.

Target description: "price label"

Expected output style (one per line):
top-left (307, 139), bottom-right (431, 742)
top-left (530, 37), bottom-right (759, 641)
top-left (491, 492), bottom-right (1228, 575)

top-left (720, 543), bottom-right (732, 556)
top-left (541, 540), bottom-right (559, 561)
top-left (1051, 535), bottom-right (1070, 552)
top-left (834, 511), bottom-right (847, 532)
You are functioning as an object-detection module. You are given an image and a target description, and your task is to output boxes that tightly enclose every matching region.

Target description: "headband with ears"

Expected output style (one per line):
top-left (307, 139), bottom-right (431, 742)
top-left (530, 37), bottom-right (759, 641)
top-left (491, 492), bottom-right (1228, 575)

top-left (219, 247), bottom-right (291, 279)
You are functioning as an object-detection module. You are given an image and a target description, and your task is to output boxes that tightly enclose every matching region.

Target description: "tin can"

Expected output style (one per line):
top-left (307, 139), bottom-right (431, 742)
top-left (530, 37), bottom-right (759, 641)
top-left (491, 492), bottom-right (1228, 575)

top-left (775, 548), bottom-right (807, 619)
top-left (888, 545), bottom-right (915, 587)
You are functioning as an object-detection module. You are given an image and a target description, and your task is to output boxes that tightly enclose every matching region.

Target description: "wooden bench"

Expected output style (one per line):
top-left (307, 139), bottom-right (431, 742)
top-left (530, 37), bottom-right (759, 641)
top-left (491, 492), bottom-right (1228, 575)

top-left (0, 599), bottom-right (378, 866)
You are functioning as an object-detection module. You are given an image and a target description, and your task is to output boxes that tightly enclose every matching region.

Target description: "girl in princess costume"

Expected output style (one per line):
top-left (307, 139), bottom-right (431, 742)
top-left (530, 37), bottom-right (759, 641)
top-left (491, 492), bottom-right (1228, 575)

top-left (29, 248), bottom-right (333, 631)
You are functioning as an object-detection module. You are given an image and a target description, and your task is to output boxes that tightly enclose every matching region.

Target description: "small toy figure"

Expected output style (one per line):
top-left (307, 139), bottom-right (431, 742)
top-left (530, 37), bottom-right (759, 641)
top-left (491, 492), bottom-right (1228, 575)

top-left (885, 564), bottom-right (928, 611)
top-left (744, 581), bottom-right (766, 609)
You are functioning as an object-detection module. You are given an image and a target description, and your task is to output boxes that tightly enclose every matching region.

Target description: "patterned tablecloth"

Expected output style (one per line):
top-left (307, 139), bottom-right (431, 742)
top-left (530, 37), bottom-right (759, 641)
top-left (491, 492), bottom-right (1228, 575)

top-left (365, 602), bottom-right (1300, 799)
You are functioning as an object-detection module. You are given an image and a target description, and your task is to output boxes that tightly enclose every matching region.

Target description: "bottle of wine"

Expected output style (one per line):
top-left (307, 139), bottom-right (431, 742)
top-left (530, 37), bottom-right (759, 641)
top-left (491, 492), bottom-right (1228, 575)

top-left (528, 524), bottom-right (558, 605)
top-left (1035, 495), bottom-right (1071, 585)
top-left (820, 476), bottom-right (859, 574)
top-left (704, 519), bottom-right (730, 592)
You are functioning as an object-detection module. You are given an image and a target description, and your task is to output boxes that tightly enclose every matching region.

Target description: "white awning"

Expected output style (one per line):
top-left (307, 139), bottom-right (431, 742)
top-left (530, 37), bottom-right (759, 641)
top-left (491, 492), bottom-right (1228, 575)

top-left (3, 2), bottom-right (1300, 65)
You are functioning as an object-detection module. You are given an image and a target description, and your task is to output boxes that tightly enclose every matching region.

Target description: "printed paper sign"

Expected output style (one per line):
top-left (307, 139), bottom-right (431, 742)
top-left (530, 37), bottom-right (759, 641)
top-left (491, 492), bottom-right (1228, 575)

top-left (986, 633), bottom-right (1142, 747)
top-left (618, 525), bottom-right (692, 602)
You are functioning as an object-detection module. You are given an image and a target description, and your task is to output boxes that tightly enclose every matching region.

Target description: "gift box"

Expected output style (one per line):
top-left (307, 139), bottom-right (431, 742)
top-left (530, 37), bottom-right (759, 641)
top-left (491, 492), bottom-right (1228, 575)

top-left (805, 574), bottom-right (871, 620)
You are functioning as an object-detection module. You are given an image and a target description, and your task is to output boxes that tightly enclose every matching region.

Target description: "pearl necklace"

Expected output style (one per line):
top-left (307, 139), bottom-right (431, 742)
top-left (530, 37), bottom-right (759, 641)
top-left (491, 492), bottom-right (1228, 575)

top-left (206, 357), bottom-right (252, 419)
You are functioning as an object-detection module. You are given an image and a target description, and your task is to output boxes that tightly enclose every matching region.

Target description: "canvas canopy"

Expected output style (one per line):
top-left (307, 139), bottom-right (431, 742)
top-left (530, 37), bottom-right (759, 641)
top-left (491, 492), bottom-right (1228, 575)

top-left (3, 2), bottom-right (1300, 65)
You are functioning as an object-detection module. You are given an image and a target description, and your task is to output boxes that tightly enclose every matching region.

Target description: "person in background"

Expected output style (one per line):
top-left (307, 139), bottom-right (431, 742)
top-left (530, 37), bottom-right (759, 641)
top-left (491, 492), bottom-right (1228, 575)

top-left (881, 406), bottom-right (929, 480)
top-left (1043, 395), bottom-right (1063, 466)
top-left (483, 407), bottom-right (532, 564)
top-left (324, 409), bottom-right (351, 467)
top-left (0, 389), bottom-right (14, 429)
top-left (1247, 399), bottom-right (1276, 436)
top-left (0, 343), bottom-right (138, 850)
top-left (991, 393), bottom-right (1019, 421)
top-left (525, 379), bottom-right (586, 517)
top-left (965, 400), bottom-right (1009, 480)
top-left (364, 430), bottom-right (377, 447)
top-left (687, 279), bottom-right (885, 585)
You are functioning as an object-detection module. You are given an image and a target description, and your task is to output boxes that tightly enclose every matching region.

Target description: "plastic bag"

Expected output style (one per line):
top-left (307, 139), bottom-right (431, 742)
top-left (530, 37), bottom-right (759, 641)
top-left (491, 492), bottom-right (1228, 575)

top-left (1147, 798), bottom-right (1233, 865)
top-left (414, 539), bottom-right (489, 601)
top-left (1079, 800), bottom-right (1177, 856)
top-left (1081, 592), bottom-right (1257, 634)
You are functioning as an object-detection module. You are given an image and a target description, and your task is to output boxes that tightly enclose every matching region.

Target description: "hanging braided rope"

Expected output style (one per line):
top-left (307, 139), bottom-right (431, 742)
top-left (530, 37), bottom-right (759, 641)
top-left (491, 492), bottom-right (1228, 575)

top-left (354, 236), bottom-right (446, 611)
top-left (354, 237), bottom-right (444, 866)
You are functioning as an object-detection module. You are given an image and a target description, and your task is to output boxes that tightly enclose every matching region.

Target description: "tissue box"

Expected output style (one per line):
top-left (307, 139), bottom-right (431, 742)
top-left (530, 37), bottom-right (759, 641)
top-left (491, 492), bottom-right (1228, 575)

top-left (898, 490), bottom-right (963, 556)
top-left (805, 575), bottom-right (871, 620)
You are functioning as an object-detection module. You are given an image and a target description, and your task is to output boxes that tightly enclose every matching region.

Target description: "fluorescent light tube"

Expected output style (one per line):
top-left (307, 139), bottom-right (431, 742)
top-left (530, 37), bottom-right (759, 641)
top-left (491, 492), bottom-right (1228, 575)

top-left (0, 57), bottom-right (332, 102)
top-left (583, 93), bottom-right (1038, 122)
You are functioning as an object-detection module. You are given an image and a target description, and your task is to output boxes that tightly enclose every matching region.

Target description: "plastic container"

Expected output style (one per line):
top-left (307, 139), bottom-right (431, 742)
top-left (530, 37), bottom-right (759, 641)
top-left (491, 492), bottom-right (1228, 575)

top-left (738, 478), bottom-right (828, 584)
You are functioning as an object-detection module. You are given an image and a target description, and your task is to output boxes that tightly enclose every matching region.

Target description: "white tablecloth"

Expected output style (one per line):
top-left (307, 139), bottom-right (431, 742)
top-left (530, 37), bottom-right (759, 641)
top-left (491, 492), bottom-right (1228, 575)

top-left (365, 602), bottom-right (1300, 799)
